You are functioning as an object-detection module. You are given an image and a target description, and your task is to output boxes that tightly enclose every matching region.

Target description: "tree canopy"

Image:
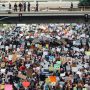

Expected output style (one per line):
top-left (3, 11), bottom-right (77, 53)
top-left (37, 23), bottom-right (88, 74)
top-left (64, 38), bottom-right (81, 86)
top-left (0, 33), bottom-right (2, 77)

top-left (79, 0), bottom-right (90, 6)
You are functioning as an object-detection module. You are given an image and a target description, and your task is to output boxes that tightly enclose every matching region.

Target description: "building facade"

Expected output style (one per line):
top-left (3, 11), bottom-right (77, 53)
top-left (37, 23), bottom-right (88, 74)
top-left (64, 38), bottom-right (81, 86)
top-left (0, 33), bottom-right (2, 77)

top-left (0, 0), bottom-right (79, 2)
top-left (0, 0), bottom-right (79, 9)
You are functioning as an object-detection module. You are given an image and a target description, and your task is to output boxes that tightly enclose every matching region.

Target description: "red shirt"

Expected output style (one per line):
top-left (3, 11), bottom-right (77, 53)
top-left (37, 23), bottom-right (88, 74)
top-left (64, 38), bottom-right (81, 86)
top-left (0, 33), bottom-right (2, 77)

top-left (19, 66), bottom-right (26, 71)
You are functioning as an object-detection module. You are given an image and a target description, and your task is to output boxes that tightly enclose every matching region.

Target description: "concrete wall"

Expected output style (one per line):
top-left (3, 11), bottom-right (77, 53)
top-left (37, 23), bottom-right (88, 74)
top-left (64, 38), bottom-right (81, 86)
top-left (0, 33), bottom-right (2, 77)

top-left (0, 1), bottom-right (79, 12)
top-left (38, 1), bottom-right (79, 8)
top-left (0, 15), bottom-right (89, 24)
top-left (0, 1), bottom-right (79, 8)
top-left (0, 0), bottom-right (79, 2)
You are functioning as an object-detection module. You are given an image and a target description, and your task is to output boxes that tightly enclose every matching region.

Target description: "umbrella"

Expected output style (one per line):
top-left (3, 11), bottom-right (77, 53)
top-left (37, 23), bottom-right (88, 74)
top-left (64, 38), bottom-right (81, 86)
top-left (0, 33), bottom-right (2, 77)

top-left (22, 81), bottom-right (30, 88)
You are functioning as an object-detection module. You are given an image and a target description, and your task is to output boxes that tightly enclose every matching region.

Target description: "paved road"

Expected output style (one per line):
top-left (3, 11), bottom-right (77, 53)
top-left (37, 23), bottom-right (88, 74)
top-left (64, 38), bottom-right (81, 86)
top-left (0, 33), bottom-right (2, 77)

top-left (0, 11), bottom-right (90, 17)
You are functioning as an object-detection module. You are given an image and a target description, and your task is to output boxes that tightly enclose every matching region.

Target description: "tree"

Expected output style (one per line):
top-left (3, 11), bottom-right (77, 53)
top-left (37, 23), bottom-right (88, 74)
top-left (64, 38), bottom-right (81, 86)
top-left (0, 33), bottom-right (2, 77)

top-left (79, 0), bottom-right (90, 6)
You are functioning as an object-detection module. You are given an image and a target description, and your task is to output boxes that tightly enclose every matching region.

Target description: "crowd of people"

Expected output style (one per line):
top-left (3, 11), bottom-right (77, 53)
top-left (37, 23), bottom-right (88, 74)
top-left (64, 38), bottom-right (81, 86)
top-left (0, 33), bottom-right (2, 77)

top-left (0, 23), bottom-right (90, 90)
top-left (4, 1), bottom-right (74, 12)
top-left (8, 2), bottom-right (38, 12)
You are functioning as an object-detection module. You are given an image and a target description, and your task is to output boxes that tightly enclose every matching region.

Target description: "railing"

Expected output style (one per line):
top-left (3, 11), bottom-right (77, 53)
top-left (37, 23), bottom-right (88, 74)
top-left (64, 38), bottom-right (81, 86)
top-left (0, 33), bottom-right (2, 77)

top-left (39, 7), bottom-right (90, 12)
top-left (78, 6), bottom-right (90, 11)
top-left (1, 4), bottom-right (90, 13)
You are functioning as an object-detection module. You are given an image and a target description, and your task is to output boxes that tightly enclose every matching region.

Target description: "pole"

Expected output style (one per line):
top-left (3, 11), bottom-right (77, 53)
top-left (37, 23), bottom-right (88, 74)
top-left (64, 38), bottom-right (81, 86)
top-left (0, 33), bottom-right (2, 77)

top-left (19, 13), bottom-right (22, 21)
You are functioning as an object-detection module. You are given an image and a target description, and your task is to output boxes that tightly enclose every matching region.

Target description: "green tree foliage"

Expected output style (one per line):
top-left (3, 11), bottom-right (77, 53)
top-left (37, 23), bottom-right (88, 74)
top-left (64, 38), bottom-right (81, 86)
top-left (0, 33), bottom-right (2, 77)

top-left (79, 0), bottom-right (90, 6)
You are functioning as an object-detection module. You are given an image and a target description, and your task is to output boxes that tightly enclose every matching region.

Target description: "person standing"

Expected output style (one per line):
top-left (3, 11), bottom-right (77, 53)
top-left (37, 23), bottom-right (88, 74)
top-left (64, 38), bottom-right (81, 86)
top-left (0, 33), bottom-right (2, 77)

top-left (9, 3), bottom-right (11, 9)
top-left (36, 1), bottom-right (38, 11)
top-left (28, 2), bottom-right (30, 12)
top-left (14, 3), bottom-right (17, 12)
top-left (24, 2), bottom-right (26, 12)
top-left (19, 3), bottom-right (22, 12)
top-left (71, 2), bottom-right (73, 11)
